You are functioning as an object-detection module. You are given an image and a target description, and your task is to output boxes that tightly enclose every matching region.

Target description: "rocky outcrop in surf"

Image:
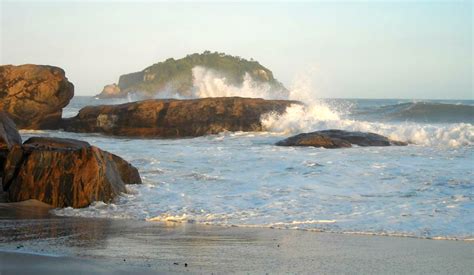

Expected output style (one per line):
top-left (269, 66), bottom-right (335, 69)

top-left (2, 137), bottom-right (141, 208)
top-left (276, 129), bottom-right (408, 148)
top-left (0, 64), bottom-right (74, 129)
top-left (62, 97), bottom-right (299, 138)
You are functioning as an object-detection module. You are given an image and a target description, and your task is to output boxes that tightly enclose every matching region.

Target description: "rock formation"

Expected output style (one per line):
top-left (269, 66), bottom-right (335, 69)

top-left (96, 83), bottom-right (124, 99)
top-left (0, 112), bottom-right (22, 150)
top-left (96, 51), bottom-right (288, 99)
top-left (62, 97), bottom-right (300, 138)
top-left (0, 112), bottom-right (22, 181)
top-left (0, 64), bottom-right (74, 129)
top-left (276, 129), bottom-right (408, 148)
top-left (2, 137), bottom-right (141, 208)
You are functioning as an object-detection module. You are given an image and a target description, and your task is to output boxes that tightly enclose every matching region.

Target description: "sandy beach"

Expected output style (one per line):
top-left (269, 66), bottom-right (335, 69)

top-left (0, 200), bottom-right (472, 274)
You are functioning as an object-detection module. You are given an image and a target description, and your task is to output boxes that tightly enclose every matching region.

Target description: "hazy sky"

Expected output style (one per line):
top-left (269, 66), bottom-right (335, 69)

top-left (1, 0), bottom-right (472, 99)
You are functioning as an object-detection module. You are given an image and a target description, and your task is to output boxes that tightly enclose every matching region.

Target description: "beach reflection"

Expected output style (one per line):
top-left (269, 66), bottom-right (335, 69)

top-left (0, 201), bottom-right (112, 251)
top-left (0, 201), bottom-right (260, 260)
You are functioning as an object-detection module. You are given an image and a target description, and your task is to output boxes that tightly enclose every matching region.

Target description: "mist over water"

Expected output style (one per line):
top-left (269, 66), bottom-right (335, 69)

top-left (191, 66), bottom-right (288, 99)
top-left (53, 70), bottom-right (474, 240)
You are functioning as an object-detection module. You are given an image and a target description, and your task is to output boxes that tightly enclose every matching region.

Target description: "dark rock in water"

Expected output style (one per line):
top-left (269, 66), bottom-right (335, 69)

top-left (276, 130), bottom-right (408, 148)
top-left (0, 112), bottom-right (22, 181)
top-left (278, 133), bottom-right (352, 149)
top-left (0, 64), bottom-right (74, 129)
top-left (2, 137), bottom-right (141, 208)
top-left (62, 97), bottom-right (299, 138)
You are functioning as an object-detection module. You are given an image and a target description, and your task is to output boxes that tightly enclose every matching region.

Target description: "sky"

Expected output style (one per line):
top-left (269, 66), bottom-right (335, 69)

top-left (1, 0), bottom-right (472, 99)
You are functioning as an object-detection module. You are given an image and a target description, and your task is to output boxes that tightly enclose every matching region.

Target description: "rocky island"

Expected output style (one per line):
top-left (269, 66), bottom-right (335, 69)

top-left (96, 51), bottom-right (288, 99)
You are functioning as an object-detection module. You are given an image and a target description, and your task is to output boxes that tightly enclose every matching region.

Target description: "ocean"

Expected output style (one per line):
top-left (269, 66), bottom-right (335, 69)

top-left (20, 96), bottom-right (473, 240)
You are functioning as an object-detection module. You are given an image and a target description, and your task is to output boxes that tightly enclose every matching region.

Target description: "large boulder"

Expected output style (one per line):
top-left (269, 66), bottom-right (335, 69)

top-left (276, 129), bottom-right (408, 148)
top-left (0, 112), bottom-right (22, 181)
top-left (62, 97), bottom-right (299, 138)
top-left (0, 64), bottom-right (74, 129)
top-left (2, 137), bottom-right (141, 208)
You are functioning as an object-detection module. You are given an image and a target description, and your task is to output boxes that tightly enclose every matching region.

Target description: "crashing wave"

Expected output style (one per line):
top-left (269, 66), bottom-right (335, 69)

top-left (261, 104), bottom-right (474, 147)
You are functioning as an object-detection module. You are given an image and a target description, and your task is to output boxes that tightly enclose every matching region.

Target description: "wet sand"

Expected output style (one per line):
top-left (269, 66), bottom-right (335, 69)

top-left (0, 200), bottom-right (473, 274)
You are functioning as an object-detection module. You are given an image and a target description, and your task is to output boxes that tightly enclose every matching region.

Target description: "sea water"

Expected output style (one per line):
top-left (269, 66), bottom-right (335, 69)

top-left (20, 94), bottom-right (473, 241)
top-left (21, 67), bottom-right (474, 240)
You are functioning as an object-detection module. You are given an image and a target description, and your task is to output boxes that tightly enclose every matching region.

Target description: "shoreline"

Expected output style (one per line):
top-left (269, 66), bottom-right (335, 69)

top-left (3, 199), bottom-right (473, 242)
top-left (1, 200), bottom-right (473, 274)
top-left (53, 203), bottom-right (473, 243)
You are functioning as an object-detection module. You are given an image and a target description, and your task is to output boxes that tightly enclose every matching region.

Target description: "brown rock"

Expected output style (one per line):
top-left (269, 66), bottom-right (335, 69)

top-left (0, 112), bottom-right (22, 150)
top-left (109, 153), bottom-right (142, 185)
top-left (62, 97), bottom-right (299, 138)
top-left (0, 64), bottom-right (74, 129)
top-left (276, 129), bottom-right (408, 148)
top-left (2, 137), bottom-right (141, 208)
top-left (0, 112), bottom-right (22, 181)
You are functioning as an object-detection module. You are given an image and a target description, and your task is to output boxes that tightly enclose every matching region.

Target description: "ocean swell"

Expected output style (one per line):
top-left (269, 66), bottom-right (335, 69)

top-left (354, 102), bottom-right (474, 123)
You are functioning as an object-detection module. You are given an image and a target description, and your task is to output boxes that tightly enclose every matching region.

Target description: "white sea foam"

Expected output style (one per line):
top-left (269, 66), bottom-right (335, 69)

top-left (269, 220), bottom-right (337, 227)
top-left (262, 105), bottom-right (474, 147)
top-left (188, 67), bottom-right (474, 147)
top-left (145, 213), bottom-right (338, 228)
top-left (146, 214), bottom-right (194, 223)
top-left (191, 66), bottom-right (285, 99)
top-left (49, 72), bottom-right (473, 240)
top-left (42, 125), bottom-right (471, 240)
top-left (259, 72), bottom-right (474, 147)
